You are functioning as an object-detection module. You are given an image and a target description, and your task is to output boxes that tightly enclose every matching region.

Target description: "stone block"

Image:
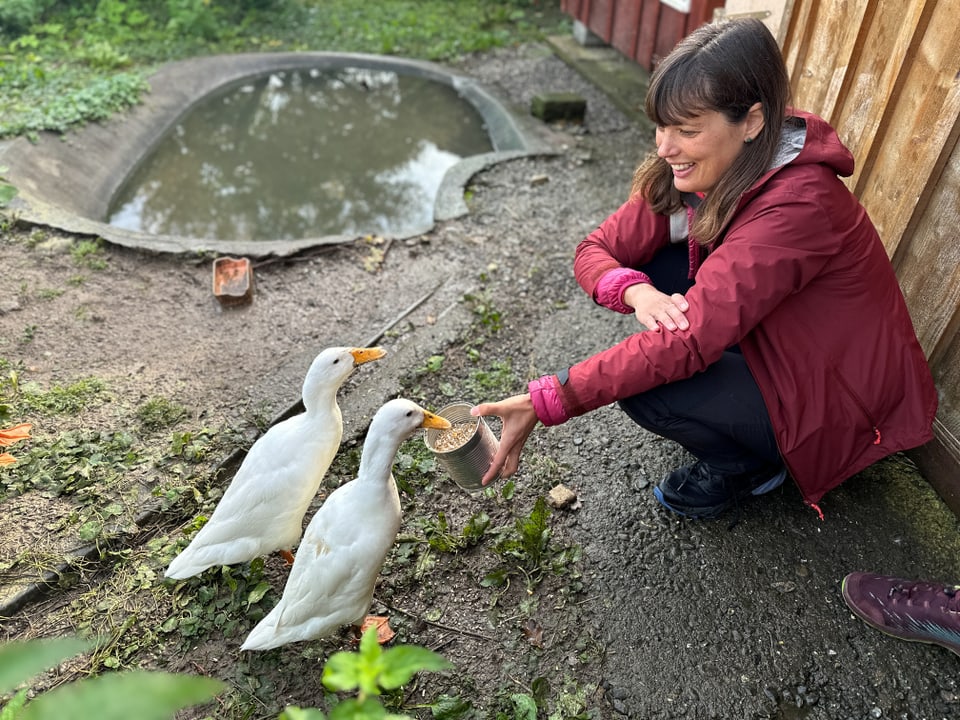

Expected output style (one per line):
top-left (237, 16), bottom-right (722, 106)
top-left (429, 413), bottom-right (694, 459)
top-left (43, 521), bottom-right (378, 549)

top-left (530, 92), bottom-right (587, 123)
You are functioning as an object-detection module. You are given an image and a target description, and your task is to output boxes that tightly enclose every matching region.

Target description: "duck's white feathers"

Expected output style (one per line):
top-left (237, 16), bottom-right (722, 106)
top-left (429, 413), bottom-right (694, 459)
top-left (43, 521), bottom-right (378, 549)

top-left (240, 398), bottom-right (442, 651)
top-left (241, 476), bottom-right (401, 650)
top-left (165, 346), bottom-right (383, 580)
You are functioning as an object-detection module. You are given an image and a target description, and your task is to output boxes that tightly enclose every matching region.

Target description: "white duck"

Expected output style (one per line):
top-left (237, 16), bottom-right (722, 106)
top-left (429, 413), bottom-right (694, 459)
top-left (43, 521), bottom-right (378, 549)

top-left (165, 346), bottom-right (386, 580)
top-left (240, 398), bottom-right (450, 651)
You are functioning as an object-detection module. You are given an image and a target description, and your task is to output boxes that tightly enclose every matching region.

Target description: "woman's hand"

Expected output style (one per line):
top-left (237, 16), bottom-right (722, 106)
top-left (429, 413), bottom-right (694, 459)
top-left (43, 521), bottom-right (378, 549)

top-left (623, 282), bottom-right (690, 331)
top-left (471, 393), bottom-right (539, 485)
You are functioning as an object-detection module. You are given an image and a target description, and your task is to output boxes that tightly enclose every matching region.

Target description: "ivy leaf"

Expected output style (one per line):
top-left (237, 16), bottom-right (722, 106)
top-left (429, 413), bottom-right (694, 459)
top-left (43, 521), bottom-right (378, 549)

top-left (246, 581), bottom-right (271, 606)
top-left (509, 693), bottom-right (538, 720)
top-left (430, 694), bottom-right (472, 719)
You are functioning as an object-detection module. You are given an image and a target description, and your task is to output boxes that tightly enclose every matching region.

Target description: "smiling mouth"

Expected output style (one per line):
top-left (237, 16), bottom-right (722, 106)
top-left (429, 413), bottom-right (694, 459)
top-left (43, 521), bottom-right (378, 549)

top-left (671, 162), bottom-right (695, 171)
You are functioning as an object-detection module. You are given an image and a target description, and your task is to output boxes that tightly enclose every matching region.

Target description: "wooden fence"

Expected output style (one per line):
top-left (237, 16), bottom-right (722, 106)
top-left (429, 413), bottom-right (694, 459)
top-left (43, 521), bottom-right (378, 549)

top-left (777, 0), bottom-right (960, 515)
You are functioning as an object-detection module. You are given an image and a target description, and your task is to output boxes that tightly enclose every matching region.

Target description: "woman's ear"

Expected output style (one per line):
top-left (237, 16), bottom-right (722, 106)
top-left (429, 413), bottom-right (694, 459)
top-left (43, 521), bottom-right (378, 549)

top-left (744, 101), bottom-right (765, 142)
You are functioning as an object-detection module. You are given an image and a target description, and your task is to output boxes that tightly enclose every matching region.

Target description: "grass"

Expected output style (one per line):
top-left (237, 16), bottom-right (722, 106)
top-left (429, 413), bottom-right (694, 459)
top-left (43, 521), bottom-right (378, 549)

top-left (0, 0), bottom-right (570, 139)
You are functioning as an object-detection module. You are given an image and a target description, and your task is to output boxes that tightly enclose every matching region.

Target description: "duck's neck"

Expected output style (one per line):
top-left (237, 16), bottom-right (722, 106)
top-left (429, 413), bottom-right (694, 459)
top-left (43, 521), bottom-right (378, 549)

top-left (357, 435), bottom-right (403, 484)
top-left (302, 385), bottom-right (340, 417)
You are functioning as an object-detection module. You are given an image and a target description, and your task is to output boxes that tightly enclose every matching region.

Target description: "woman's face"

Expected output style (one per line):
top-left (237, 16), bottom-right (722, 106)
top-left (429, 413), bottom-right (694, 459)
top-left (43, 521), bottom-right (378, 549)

top-left (655, 108), bottom-right (758, 194)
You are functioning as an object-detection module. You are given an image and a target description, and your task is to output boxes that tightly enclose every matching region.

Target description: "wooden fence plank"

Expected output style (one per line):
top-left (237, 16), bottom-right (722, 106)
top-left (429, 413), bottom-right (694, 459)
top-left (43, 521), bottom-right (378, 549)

top-left (611, 0), bottom-right (644, 61)
top-left (856, 0), bottom-right (960, 257)
top-left (786, 0), bottom-right (871, 121)
top-left (636, 0), bottom-right (663, 69)
top-left (835, 0), bottom-right (928, 192)
top-left (894, 142), bottom-right (960, 359)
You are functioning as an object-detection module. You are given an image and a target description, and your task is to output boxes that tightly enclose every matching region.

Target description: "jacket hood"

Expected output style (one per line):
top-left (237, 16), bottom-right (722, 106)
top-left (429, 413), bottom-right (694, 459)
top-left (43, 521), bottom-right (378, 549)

top-left (778, 109), bottom-right (855, 178)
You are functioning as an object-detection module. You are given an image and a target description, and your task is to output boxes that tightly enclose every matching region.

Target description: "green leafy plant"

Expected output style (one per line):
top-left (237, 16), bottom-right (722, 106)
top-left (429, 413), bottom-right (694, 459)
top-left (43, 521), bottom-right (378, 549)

top-left (316, 626), bottom-right (453, 720)
top-left (0, 636), bottom-right (223, 720)
top-left (482, 497), bottom-right (581, 593)
top-left (1, 428), bottom-right (140, 501)
top-left (161, 561), bottom-right (273, 644)
top-left (422, 511), bottom-right (490, 553)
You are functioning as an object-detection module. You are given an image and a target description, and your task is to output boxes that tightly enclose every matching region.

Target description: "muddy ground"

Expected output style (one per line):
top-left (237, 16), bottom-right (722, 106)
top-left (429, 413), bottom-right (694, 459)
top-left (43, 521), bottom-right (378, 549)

top-left (2, 42), bottom-right (960, 720)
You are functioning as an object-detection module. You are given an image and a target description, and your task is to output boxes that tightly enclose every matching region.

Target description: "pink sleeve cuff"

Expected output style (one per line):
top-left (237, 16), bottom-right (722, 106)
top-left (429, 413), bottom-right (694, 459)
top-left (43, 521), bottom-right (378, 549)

top-left (528, 375), bottom-right (569, 426)
top-left (594, 268), bottom-right (652, 314)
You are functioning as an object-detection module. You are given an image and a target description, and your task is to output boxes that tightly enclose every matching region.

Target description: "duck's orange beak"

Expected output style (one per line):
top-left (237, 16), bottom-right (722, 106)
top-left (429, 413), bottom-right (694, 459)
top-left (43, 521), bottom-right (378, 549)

top-left (349, 347), bottom-right (387, 365)
top-left (419, 410), bottom-right (451, 430)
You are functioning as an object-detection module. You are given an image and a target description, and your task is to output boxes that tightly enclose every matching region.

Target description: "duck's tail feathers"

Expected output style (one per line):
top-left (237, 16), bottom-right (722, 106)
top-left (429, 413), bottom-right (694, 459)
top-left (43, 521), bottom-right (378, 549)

top-left (164, 550), bottom-right (214, 580)
top-left (164, 537), bottom-right (269, 580)
top-left (240, 609), bottom-right (285, 651)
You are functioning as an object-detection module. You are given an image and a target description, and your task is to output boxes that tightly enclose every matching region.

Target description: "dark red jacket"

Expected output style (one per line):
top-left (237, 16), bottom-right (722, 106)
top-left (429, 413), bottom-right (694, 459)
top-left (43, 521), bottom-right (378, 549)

top-left (555, 110), bottom-right (937, 505)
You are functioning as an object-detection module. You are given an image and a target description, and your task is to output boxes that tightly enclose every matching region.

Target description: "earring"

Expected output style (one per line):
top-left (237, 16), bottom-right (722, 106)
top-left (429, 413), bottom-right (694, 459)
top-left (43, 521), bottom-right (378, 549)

top-left (744, 137), bottom-right (754, 144)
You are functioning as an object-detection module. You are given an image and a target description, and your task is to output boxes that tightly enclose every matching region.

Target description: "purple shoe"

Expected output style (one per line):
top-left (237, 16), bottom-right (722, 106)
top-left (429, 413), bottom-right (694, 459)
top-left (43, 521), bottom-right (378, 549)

top-left (841, 572), bottom-right (960, 657)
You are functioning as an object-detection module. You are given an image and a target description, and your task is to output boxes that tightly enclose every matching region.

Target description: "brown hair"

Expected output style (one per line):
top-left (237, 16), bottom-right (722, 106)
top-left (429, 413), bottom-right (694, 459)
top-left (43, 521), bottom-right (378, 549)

top-left (631, 18), bottom-right (791, 244)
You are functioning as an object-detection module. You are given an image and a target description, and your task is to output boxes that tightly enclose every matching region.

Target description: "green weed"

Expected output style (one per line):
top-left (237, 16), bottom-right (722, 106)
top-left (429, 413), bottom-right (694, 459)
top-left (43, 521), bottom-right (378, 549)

top-left (137, 395), bottom-right (188, 431)
top-left (392, 438), bottom-right (440, 496)
top-left (0, 636), bottom-right (222, 720)
top-left (321, 626), bottom-right (452, 717)
top-left (0, 166), bottom-right (18, 207)
top-left (1, 428), bottom-right (139, 500)
top-left (161, 561), bottom-right (275, 646)
top-left (463, 291), bottom-right (503, 331)
top-left (483, 497), bottom-right (581, 593)
top-left (15, 376), bottom-right (107, 415)
top-left (70, 238), bottom-right (107, 269)
top-left (421, 510), bottom-right (490, 553)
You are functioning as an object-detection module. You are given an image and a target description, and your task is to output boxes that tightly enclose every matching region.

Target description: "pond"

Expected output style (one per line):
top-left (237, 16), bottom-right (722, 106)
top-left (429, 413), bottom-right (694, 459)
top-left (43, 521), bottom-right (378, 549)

top-left (107, 67), bottom-right (494, 241)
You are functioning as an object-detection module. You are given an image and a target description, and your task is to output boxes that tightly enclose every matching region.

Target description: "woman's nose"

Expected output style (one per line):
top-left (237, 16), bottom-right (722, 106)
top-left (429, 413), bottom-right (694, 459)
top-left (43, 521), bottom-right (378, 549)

top-left (656, 129), bottom-right (674, 158)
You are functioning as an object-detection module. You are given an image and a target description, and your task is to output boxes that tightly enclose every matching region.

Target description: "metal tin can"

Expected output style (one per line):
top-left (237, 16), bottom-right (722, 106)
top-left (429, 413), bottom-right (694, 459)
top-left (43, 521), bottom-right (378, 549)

top-left (424, 401), bottom-right (500, 492)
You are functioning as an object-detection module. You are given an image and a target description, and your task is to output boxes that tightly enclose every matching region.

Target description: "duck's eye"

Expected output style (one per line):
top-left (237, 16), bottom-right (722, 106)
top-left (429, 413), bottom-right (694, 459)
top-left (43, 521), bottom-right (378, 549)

top-left (332, 358), bottom-right (340, 364)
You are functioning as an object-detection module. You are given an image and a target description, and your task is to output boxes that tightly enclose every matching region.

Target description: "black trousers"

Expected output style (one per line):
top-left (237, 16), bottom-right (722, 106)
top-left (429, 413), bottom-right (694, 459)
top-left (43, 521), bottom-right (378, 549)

top-left (617, 243), bottom-right (782, 476)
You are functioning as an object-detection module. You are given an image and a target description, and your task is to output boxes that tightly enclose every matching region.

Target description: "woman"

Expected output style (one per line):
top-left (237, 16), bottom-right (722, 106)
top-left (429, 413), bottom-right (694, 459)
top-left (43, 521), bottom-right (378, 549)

top-left (472, 18), bottom-right (937, 519)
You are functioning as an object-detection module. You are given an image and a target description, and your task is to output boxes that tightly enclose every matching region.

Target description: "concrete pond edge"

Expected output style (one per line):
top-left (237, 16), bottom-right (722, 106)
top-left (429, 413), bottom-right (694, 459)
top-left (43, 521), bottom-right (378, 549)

top-left (0, 52), bottom-right (560, 257)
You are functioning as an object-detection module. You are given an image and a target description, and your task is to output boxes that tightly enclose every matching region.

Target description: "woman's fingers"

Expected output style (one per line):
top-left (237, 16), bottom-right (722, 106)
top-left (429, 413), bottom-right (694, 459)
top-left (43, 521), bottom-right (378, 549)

top-left (635, 291), bottom-right (690, 331)
top-left (472, 394), bottom-right (538, 484)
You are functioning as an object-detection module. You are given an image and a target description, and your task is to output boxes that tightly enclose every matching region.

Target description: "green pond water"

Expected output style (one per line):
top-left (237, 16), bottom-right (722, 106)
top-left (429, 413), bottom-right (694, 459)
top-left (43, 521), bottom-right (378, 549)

top-left (108, 67), bottom-right (493, 241)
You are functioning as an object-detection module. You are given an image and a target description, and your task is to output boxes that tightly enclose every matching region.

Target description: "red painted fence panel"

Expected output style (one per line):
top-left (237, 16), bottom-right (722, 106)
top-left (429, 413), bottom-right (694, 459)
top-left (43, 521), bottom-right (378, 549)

top-left (561, 0), bottom-right (725, 70)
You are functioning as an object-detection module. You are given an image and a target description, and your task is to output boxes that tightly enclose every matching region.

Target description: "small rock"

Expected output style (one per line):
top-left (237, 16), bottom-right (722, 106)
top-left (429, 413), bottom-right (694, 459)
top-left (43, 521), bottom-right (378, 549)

top-left (529, 173), bottom-right (549, 186)
top-left (547, 484), bottom-right (579, 510)
top-left (0, 297), bottom-right (21, 314)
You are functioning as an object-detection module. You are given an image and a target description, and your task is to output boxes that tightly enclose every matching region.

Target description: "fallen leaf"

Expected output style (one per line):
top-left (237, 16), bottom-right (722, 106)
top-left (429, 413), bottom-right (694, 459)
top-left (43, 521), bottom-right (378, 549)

top-left (360, 615), bottom-right (395, 644)
top-left (0, 423), bottom-right (32, 447)
top-left (522, 618), bottom-right (543, 648)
